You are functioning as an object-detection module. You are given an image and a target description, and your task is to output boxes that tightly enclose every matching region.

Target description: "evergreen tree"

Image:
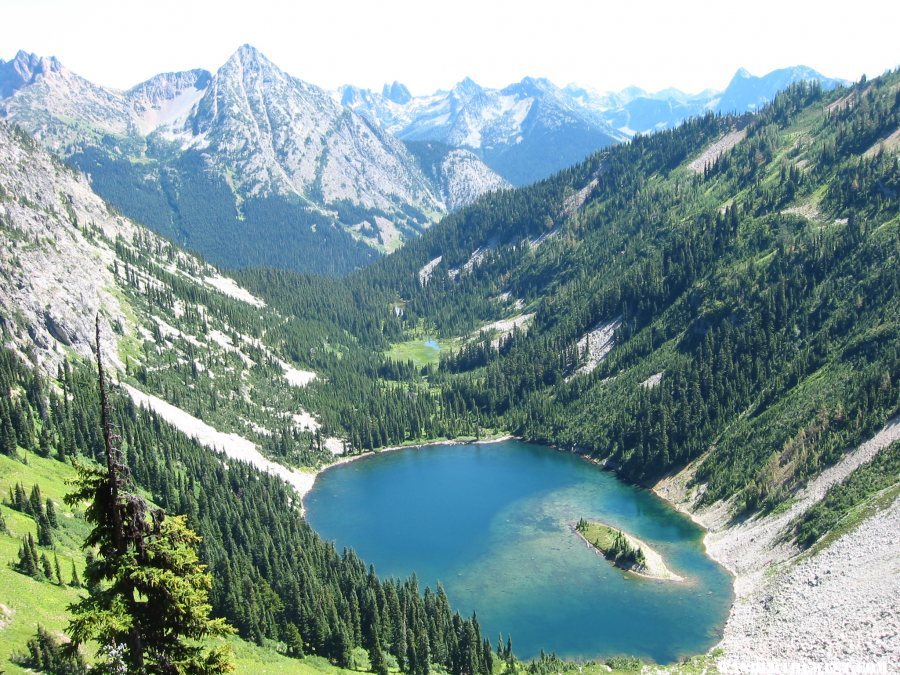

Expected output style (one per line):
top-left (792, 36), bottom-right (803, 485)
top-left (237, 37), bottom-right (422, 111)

top-left (37, 512), bottom-right (53, 546)
top-left (1, 416), bottom-right (17, 456)
top-left (46, 498), bottom-right (59, 528)
top-left (29, 484), bottom-right (44, 518)
top-left (40, 552), bottom-right (53, 579)
top-left (69, 560), bottom-right (82, 588)
top-left (65, 318), bottom-right (234, 674)
top-left (282, 623), bottom-right (305, 658)
top-left (20, 625), bottom-right (87, 674)
top-left (54, 552), bottom-right (64, 585)
top-left (13, 482), bottom-right (28, 513)
top-left (37, 425), bottom-right (52, 457)
top-left (14, 532), bottom-right (40, 578)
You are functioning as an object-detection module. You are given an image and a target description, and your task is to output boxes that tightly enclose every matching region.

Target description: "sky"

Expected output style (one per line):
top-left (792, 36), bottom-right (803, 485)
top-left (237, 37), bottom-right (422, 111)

top-left (1, 0), bottom-right (898, 95)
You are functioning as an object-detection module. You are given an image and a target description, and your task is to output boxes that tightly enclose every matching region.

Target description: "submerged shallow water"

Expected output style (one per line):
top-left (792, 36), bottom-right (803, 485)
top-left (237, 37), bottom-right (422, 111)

top-left (305, 440), bottom-right (732, 663)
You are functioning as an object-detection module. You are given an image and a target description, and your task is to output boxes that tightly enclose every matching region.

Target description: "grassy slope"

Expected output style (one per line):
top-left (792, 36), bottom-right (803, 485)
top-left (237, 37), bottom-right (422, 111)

top-left (0, 450), bottom-right (350, 674)
top-left (0, 451), bottom-right (87, 672)
top-left (576, 521), bottom-right (619, 554)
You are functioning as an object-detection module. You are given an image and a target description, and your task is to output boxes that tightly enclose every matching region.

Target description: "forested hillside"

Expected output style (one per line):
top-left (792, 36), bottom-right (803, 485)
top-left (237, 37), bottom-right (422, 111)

top-left (1, 64), bottom-right (897, 673)
top-left (0, 348), bottom-right (496, 674)
top-left (244, 71), bottom-right (899, 523)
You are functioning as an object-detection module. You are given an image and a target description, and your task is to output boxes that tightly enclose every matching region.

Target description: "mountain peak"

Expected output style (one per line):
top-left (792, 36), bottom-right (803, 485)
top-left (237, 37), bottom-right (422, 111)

top-left (1, 50), bottom-right (65, 98)
top-left (452, 76), bottom-right (483, 96)
top-left (225, 44), bottom-right (275, 70)
top-left (519, 75), bottom-right (553, 88)
top-left (510, 76), bottom-right (557, 97)
top-left (382, 80), bottom-right (411, 104)
top-left (733, 67), bottom-right (752, 80)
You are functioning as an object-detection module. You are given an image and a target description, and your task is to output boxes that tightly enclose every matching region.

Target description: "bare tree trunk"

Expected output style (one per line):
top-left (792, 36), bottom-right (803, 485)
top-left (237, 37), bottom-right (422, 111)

top-left (95, 315), bottom-right (144, 670)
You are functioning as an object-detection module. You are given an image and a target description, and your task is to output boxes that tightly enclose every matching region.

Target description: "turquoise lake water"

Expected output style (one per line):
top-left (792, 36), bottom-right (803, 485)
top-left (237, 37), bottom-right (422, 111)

top-left (304, 440), bottom-right (732, 663)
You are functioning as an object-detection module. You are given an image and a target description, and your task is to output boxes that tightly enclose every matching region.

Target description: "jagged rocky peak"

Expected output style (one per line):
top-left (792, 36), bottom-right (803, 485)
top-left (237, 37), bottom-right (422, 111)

top-left (0, 50), bottom-right (65, 98)
top-left (0, 51), bottom-right (134, 148)
top-left (220, 43), bottom-right (295, 82)
top-left (339, 84), bottom-right (369, 106)
top-left (452, 76), bottom-right (484, 98)
top-left (510, 76), bottom-right (556, 96)
top-left (382, 80), bottom-right (411, 104)
top-left (227, 43), bottom-right (269, 69)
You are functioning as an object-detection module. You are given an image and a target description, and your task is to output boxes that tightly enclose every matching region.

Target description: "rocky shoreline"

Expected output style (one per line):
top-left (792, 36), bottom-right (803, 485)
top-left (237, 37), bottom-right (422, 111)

top-left (654, 415), bottom-right (900, 674)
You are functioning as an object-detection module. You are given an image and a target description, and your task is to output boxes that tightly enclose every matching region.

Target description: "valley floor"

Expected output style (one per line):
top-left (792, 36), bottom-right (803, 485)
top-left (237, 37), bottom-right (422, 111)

top-left (655, 416), bottom-right (900, 674)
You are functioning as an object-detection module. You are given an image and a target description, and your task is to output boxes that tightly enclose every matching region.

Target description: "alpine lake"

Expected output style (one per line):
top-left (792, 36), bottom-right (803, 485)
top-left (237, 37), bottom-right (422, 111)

top-left (304, 439), bottom-right (732, 664)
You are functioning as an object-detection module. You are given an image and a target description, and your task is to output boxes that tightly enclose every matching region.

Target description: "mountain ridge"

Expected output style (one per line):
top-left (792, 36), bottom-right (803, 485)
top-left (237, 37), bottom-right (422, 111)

top-left (0, 46), bottom-right (508, 272)
top-left (343, 65), bottom-right (848, 184)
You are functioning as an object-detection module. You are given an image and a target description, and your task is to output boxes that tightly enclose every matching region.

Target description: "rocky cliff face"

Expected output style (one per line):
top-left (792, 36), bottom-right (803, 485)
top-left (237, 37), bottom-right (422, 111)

top-left (0, 122), bottom-right (134, 372)
top-left (405, 140), bottom-right (511, 209)
top-left (0, 120), bottom-right (330, 448)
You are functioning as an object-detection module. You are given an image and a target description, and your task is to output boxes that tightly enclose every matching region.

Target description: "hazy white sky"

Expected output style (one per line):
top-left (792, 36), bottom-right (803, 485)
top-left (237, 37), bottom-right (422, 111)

top-left (2, 0), bottom-right (897, 94)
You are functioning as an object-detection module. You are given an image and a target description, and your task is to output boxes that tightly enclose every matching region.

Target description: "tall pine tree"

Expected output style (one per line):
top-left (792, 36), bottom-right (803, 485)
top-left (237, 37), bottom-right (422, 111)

top-left (65, 317), bottom-right (234, 674)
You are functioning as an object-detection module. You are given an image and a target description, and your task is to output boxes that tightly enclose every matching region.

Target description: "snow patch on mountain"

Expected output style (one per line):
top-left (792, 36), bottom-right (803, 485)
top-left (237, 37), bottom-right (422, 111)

top-left (204, 274), bottom-right (266, 307)
top-left (278, 359), bottom-right (317, 387)
top-left (124, 383), bottom-right (315, 497)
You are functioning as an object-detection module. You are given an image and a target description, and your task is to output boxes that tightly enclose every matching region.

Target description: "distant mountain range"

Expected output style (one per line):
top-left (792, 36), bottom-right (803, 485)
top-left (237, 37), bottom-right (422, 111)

top-left (0, 46), bottom-right (508, 273)
top-left (342, 65), bottom-right (847, 186)
top-left (0, 46), bottom-right (846, 273)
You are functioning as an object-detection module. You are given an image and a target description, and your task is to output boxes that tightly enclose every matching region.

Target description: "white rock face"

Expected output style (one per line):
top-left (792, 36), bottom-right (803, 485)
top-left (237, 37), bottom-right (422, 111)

top-left (574, 317), bottom-right (622, 376)
top-left (418, 256), bottom-right (443, 286)
top-left (0, 122), bottom-right (132, 371)
top-left (436, 149), bottom-right (510, 209)
top-left (655, 416), bottom-right (900, 673)
top-left (127, 69), bottom-right (211, 135)
top-left (0, 121), bottom-right (269, 375)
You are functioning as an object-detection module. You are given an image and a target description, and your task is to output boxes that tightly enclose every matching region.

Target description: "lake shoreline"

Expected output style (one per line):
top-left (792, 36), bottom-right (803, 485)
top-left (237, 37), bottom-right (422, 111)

top-left (301, 423), bottom-right (899, 670)
top-left (298, 434), bottom-right (514, 513)
top-left (303, 434), bottom-right (731, 664)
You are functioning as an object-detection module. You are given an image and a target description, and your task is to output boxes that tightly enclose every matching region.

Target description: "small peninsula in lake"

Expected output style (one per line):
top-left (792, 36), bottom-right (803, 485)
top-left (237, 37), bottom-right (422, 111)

top-left (575, 518), bottom-right (684, 582)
